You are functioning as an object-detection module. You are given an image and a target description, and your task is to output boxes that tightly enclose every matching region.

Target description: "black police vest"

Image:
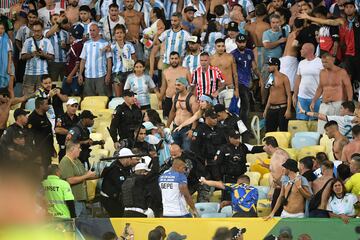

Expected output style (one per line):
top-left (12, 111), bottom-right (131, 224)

top-left (222, 145), bottom-right (247, 177)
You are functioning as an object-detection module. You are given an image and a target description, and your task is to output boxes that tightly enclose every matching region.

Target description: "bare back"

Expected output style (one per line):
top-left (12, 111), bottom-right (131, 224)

top-left (342, 140), bottom-right (360, 164)
top-left (283, 30), bottom-right (298, 57)
top-left (269, 149), bottom-right (289, 186)
top-left (65, 7), bottom-right (80, 25)
top-left (173, 94), bottom-right (196, 126)
top-left (210, 53), bottom-right (234, 86)
top-left (268, 73), bottom-right (290, 105)
top-left (320, 67), bottom-right (349, 103)
top-left (312, 175), bottom-right (333, 195)
top-left (246, 20), bottom-right (270, 47)
top-left (164, 66), bottom-right (189, 98)
top-left (0, 102), bottom-right (10, 129)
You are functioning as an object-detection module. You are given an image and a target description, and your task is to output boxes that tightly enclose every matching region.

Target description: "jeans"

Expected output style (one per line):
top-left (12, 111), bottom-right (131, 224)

top-left (238, 85), bottom-right (250, 129)
top-left (172, 126), bottom-right (192, 151)
top-left (62, 76), bottom-right (81, 96)
top-left (296, 97), bottom-right (321, 120)
top-left (75, 201), bottom-right (90, 218)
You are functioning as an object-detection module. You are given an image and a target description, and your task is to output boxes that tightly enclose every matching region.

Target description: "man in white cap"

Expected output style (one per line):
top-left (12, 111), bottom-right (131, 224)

top-left (122, 153), bottom-right (160, 217)
top-left (55, 98), bottom-right (79, 161)
top-left (100, 148), bottom-right (140, 217)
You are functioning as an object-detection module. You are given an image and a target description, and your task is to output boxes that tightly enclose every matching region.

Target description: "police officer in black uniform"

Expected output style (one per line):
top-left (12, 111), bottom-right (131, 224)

top-left (191, 109), bottom-right (227, 181)
top-left (0, 109), bottom-right (33, 162)
top-left (67, 110), bottom-right (103, 167)
top-left (100, 148), bottom-right (140, 217)
top-left (55, 98), bottom-right (79, 161)
top-left (28, 97), bottom-right (56, 168)
top-left (215, 130), bottom-right (264, 200)
top-left (110, 90), bottom-right (142, 150)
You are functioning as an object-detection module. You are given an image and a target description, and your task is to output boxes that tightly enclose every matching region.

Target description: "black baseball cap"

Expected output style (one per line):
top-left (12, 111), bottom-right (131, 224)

top-left (184, 6), bottom-right (197, 13)
top-left (204, 109), bottom-right (218, 119)
top-left (268, 57), bottom-right (281, 67)
top-left (344, 0), bottom-right (355, 6)
top-left (236, 34), bottom-right (247, 42)
top-left (69, 24), bottom-right (84, 39)
top-left (122, 89), bottom-right (136, 97)
top-left (228, 131), bottom-right (241, 139)
top-left (14, 108), bottom-right (30, 119)
top-left (214, 104), bottom-right (226, 113)
top-left (79, 110), bottom-right (97, 119)
top-left (227, 21), bottom-right (238, 32)
top-left (282, 159), bottom-right (299, 172)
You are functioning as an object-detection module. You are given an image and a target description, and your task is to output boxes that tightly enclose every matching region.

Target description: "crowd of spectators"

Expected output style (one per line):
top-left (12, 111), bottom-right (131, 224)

top-left (0, 0), bottom-right (360, 224)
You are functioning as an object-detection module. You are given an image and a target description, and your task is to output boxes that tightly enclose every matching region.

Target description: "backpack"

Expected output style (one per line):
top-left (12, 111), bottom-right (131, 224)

top-left (173, 92), bottom-right (193, 114)
top-left (309, 178), bottom-right (333, 211)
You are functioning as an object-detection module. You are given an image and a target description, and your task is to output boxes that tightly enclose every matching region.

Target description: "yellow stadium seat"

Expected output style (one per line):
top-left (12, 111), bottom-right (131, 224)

top-left (320, 135), bottom-right (335, 161)
top-left (96, 121), bottom-right (111, 139)
top-left (81, 96), bottom-right (108, 110)
top-left (104, 137), bottom-right (116, 157)
top-left (288, 120), bottom-right (309, 137)
top-left (297, 145), bottom-right (326, 160)
top-left (246, 152), bottom-right (268, 165)
top-left (210, 190), bottom-right (222, 202)
top-left (245, 171), bottom-right (261, 186)
top-left (10, 102), bottom-right (21, 110)
top-left (156, 109), bottom-right (164, 123)
top-left (90, 148), bottom-right (109, 159)
top-left (307, 121), bottom-right (318, 132)
top-left (250, 159), bottom-right (270, 176)
top-left (7, 109), bottom-right (15, 127)
top-left (92, 109), bottom-right (113, 133)
top-left (150, 94), bottom-right (159, 110)
top-left (257, 199), bottom-right (272, 217)
top-left (90, 133), bottom-right (103, 150)
top-left (283, 148), bottom-right (298, 160)
top-left (260, 173), bottom-right (271, 186)
top-left (264, 131), bottom-right (291, 148)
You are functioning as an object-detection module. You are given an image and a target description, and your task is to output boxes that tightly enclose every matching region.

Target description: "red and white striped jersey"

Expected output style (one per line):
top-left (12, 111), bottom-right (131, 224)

top-left (191, 65), bottom-right (225, 98)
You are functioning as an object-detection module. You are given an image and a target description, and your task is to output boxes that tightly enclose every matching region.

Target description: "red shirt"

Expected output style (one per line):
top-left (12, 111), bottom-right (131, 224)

top-left (340, 22), bottom-right (355, 56)
top-left (65, 40), bottom-right (83, 76)
top-left (191, 65), bottom-right (225, 98)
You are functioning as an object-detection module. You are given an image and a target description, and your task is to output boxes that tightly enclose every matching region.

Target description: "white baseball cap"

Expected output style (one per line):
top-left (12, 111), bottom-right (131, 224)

top-left (118, 148), bottom-right (136, 158)
top-left (66, 98), bottom-right (79, 105)
top-left (134, 162), bottom-right (150, 171)
top-left (143, 121), bottom-right (158, 131)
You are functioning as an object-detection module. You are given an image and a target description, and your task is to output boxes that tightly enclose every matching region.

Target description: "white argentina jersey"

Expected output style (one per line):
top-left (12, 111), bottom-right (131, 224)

top-left (44, 29), bottom-right (69, 63)
top-left (182, 53), bottom-right (200, 73)
top-left (80, 38), bottom-right (112, 78)
top-left (134, 0), bottom-right (152, 28)
top-left (111, 41), bottom-right (135, 73)
top-left (159, 169), bottom-right (189, 216)
top-left (159, 29), bottom-right (190, 65)
top-left (163, 0), bottom-right (177, 20)
top-left (21, 37), bottom-right (54, 75)
top-left (327, 115), bottom-right (356, 139)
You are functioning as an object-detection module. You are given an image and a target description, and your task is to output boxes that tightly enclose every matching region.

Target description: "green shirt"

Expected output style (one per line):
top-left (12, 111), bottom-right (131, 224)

top-left (42, 175), bottom-right (74, 218)
top-left (59, 156), bottom-right (88, 201)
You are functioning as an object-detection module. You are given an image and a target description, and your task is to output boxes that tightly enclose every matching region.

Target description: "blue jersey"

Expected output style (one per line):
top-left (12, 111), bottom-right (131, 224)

top-left (44, 29), bottom-right (69, 63)
top-left (124, 73), bottom-right (156, 106)
top-left (182, 53), bottom-right (200, 73)
top-left (111, 42), bottom-right (135, 73)
top-left (163, 0), bottom-right (177, 20)
top-left (80, 38), bottom-right (112, 78)
top-left (231, 48), bottom-right (254, 88)
top-left (21, 37), bottom-right (54, 75)
top-left (159, 29), bottom-right (190, 65)
top-left (224, 183), bottom-right (258, 213)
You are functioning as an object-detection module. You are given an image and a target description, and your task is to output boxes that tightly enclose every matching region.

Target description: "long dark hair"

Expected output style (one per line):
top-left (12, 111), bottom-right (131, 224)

top-left (146, 109), bottom-right (162, 125)
top-left (203, 20), bottom-right (218, 44)
top-left (329, 178), bottom-right (346, 200)
top-left (152, 7), bottom-right (167, 30)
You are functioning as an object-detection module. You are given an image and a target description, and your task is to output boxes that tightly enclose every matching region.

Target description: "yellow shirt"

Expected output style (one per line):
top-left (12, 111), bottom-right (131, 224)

top-left (345, 173), bottom-right (360, 196)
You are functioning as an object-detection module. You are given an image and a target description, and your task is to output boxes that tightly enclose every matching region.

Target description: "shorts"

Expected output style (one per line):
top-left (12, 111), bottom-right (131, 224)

top-left (296, 97), bottom-right (321, 120)
top-left (280, 210), bottom-right (305, 218)
top-left (163, 97), bottom-right (172, 118)
top-left (23, 75), bottom-right (43, 95)
top-left (218, 87), bottom-right (234, 108)
top-left (112, 71), bottom-right (131, 84)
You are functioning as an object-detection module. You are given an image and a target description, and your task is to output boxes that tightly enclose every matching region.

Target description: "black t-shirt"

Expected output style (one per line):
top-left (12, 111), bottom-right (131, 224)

top-left (296, 24), bottom-right (319, 48)
top-left (302, 170), bottom-right (317, 183)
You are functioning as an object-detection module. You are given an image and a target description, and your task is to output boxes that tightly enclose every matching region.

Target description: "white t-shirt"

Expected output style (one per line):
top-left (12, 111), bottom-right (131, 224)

top-left (38, 3), bottom-right (65, 30)
top-left (225, 37), bottom-right (237, 53)
top-left (297, 57), bottom-right (323, 99)
top-left (98, 15), bottom-right (126, 42)
top-left (159, 169), bottom-right (189, 216)
top-left (327, 193), bottom-right (358, 216)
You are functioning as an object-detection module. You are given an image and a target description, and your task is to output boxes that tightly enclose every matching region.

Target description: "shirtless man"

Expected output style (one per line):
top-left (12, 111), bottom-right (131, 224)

top-left (310, 52), bottom-right (353, 133)
top-left (245, 4), bottom-right (270, 77)
top-left (280, 19), bottom-right (303, 91)
top-left (265, 159), bottom-right (312, 219)
top-left (161, 51), bottom-right (191, 118)
top-left (341, 125), bottom-right (360, 165)
top-left (167, 77), bottom-right (198, 151)
top-left (65, 0), bottom-right (79, 25)
top-left (260, 136), bottom-right (289, 216)
top-left (0, 89), bottom-right (31, 137)
top-left (263, 58), bottom-right (292, 132)
top-left (121, 0), bottom-right (146, 60)
top-left (210, 38), bottom-right (239, 108)
top-left (326, 121), bottom-right (349, 161)
top-left (309, 160), bottom-right (333, 216)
